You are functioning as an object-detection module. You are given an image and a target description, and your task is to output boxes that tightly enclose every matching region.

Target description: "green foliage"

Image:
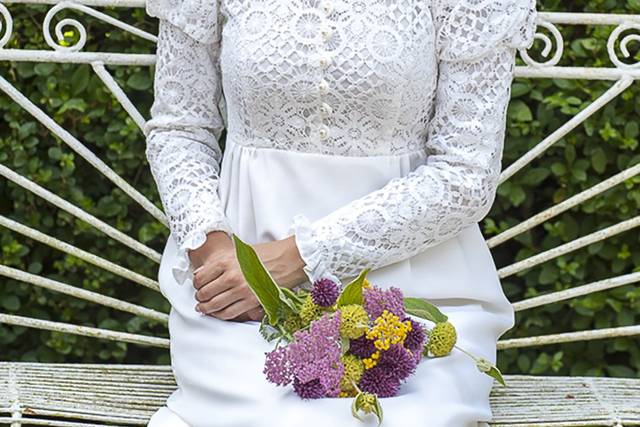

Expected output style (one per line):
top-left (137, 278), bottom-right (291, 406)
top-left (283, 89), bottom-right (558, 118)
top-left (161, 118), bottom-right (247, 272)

top-left (0, 1), bottom-right (638, 380)
top-left (233, 234), bottom-right (297, 325)
top-left (403, 298), bottom-right (448, 324)
top-left (336, 268), bottom-right (369, 307)
top-left (492, 0), bottom-right (640, 378)
top-left (0, 5), bottom-right (169, 364)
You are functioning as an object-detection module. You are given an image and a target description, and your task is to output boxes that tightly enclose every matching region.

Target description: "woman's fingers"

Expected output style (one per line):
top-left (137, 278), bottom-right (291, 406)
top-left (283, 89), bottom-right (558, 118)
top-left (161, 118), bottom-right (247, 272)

top-left (190, 250), bottom-right (263, 321)
top-left (197, 286), bottom-right (239, 313)
top-left (192, 258), bottom-right (228, 290)
top-left (209, 298), bottom-right (259, 321)
top-left (195, 269), bottom-right (244, 302)
top-left (246, 306), bottom-right (265, 321)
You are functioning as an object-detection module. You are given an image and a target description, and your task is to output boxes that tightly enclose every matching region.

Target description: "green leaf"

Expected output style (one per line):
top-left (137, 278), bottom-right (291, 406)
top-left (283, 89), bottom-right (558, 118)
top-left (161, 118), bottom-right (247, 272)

top-left (341, 336), bottom-right (350, 355)
top-left (2, 295), bottom-right (20, 311)
top-left (508, 185), bottom-right (526, 206)
top-left (71, 65), bottom-right (90, 95)
top-left (510, 82), bottom-right (530, 98)
top-left (591, 148), bottom-right (607, 174)
top-left (58, 98), bottom-right (87, 114)
top-left (337, 268), bottom-right (369, 307)
top-left (259, 317), bottom-right (284, 342)
top-left (233, 234), bottom-right (282, 325)
top-left (127, 72), bottom-right (152, 90)
top-left (48, 146), bottom-right (63, 160)
top-left (508, 100), bottom-right (533, 122)
top-left (351, 392), bottom-right (383, 426)
top-left (373, 395), bottom-right (384, 426)
top-left (476, 357), bottom-right (506, 386)
top-left (522, 168), bottom-right (550, 186)
top-left (351, 395), bottom-right (364, 422)
top-left (486, 366), bottom-right (506, 386)
top-left (280, 287), bottom-right (304, 311)
top-left (404, 297), bottom-right (448, 323)
top-left (34, 63), bottom-right (56, 76)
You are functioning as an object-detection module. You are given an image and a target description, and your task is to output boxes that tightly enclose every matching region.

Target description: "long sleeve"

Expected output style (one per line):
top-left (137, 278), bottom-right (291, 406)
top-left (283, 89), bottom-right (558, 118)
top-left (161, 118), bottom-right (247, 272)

top-left (143, 9), bottom-right (231, 286)
top-left (291, 0), bottom-right (538, 284)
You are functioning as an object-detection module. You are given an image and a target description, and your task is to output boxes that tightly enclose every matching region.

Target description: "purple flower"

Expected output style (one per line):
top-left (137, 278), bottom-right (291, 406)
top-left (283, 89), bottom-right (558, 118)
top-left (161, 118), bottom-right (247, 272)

top-left (311, 278), bottom-right (340, 307)
top-left (264, 311), bottom-right (344, 397)
top-left (378, 344), bottom-right (418, 381)
top-left (363, 285), bottom-right (405, 320)
top-left (293, 377), bottom-right (326, 399)
top-left (359, 365), bottom-right (401, 398)
top-left (263, 346), bottom-right (292, 386)
top-left (403, 318), bottom-right (427, 355)
top-left (349, 336), bottom-right (376, 359)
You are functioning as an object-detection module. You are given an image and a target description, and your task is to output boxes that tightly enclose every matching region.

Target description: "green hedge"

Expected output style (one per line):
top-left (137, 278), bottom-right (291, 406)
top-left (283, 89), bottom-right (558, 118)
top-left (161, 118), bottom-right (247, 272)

top-left (1, 1), bottom-right (639, 378)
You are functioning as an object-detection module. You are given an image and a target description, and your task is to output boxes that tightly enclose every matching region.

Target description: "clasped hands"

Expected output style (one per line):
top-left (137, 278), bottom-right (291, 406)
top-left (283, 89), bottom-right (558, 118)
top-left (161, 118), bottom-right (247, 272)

top-left (188, 231), bottom-right (307, 322)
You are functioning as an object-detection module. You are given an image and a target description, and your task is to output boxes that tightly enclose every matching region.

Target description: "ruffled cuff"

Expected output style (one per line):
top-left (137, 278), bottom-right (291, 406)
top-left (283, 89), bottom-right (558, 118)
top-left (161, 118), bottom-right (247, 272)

top-left (171, 219), bottom-right (233, 286)
top-left (290, 214), bottom-right (341, 286)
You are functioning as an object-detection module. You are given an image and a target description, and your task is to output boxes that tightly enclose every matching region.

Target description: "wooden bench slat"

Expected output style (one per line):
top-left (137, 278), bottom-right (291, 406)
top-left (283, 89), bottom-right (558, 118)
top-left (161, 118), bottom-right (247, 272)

top-left (1, 363), bottom-right (639, 426)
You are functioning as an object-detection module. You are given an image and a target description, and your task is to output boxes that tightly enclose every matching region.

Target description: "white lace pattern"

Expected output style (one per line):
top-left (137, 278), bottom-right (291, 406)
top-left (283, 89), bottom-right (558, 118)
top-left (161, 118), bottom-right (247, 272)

top-left (143, 0), bottom-right (538, 284)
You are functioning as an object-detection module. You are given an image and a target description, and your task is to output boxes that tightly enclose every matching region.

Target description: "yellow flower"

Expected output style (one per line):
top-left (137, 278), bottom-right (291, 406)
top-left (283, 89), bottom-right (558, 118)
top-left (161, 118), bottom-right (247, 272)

top-left (365, 309), bottom-right (412, 352)
top-left (282, 313), bottom-right (304, 333)
top-left (359, 393), bottom-right (377, 413)
top-left (362, 350), bottom-right (380, 369)
top-left (340, 354), bottom-right (364, 394)
top-left (427, 321), bottom-right (457, 357)
top-left (300, 294), bottom-right (322, 325)
top-left (339, 304), bottom-right (369, 339)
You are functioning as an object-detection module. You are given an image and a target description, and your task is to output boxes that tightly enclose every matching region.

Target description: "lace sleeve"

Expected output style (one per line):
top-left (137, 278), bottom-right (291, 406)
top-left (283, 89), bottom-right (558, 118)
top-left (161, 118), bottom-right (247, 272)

top-left (291, 0), bottom-right (537, 284)
top-left (143, 4), bottom-right (231, 286)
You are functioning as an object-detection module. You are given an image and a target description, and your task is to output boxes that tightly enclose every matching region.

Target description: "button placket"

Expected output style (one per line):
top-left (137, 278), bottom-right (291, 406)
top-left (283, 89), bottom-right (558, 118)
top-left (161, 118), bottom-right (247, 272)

top-left (317, 2), bottom-right (334, 142)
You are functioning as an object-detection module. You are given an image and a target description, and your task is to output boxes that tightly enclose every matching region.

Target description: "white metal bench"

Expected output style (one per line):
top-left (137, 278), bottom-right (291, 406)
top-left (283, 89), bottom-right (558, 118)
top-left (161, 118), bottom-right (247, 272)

top-left (1, 2), bottom-right (639, 426)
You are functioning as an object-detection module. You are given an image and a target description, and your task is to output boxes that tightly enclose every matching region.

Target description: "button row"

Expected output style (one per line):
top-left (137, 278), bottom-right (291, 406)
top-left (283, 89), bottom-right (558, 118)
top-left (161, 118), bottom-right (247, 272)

top-left (317, 2), bottom-right (333, 141)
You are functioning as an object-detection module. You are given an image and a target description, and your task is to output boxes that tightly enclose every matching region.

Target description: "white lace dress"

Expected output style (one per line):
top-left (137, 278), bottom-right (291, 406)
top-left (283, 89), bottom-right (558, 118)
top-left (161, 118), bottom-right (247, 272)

top-left (143, 1), bottom-right (537, 426)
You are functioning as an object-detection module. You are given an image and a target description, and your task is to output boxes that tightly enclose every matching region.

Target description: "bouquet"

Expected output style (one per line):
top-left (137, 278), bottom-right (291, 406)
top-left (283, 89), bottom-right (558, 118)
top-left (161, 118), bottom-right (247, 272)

top-left (233, 235), bottom-right (504, 425)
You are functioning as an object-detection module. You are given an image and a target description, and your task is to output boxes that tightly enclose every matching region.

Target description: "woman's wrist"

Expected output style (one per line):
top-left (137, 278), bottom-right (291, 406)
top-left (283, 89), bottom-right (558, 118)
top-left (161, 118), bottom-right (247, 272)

top-left (279, 235), bottom-right (308, 288)
top-left (188, 230), bottom-right (233, 268)
top-left (252, 235), bottom-right (307, 290)
top-left (189, 231), bottom-right (308, 289)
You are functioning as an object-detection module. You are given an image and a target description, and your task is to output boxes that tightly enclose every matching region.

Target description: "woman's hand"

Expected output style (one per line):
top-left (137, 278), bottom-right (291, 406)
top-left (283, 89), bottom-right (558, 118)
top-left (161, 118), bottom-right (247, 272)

top-left (188, 231), bottom-right (307, 322)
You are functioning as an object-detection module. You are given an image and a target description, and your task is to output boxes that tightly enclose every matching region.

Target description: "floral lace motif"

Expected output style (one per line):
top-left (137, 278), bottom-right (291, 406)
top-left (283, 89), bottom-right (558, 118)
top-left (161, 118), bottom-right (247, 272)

top-left (144, 0), bottom-right (538, 284)
top-left (143, 21), bottom-right (231, 284)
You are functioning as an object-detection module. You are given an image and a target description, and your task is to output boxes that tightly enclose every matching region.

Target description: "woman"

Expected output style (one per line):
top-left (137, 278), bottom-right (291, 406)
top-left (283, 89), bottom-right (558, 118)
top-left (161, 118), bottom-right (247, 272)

top-left (144, 0), bottom-right (537, 426)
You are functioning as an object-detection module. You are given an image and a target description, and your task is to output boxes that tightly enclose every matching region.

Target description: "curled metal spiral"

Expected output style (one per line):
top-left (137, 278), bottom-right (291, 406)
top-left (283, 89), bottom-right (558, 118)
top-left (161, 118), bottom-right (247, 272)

top-left (42, 1), bottom-right (157, 52)
top-left (519, 21), bottom-right (564, 68)
top-left (607, 22), bottom-right (640, 69)
top-left (0, 3), bottom-right (13, 49)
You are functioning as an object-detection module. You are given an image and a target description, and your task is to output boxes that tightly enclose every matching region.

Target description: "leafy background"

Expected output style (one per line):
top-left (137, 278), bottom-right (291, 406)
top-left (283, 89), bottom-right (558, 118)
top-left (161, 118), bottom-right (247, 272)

top-left (1, 0), bottom-right (639, 379)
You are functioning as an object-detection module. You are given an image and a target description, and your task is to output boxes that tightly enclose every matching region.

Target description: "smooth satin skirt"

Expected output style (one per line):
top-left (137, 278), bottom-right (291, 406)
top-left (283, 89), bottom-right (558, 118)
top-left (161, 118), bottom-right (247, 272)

top-left (147, 138), bottom-right (515, 427)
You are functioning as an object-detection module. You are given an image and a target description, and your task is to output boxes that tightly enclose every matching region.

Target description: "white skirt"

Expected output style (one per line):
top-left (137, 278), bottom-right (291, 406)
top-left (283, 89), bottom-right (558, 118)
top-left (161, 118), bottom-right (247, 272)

top-left (148, 138), bottom-right (515, 427)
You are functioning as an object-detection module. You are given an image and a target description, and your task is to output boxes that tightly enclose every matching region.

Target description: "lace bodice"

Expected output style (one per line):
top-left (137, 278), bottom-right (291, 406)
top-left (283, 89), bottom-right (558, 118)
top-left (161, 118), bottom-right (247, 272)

top-left (143, 0), bottom-right (538, 285)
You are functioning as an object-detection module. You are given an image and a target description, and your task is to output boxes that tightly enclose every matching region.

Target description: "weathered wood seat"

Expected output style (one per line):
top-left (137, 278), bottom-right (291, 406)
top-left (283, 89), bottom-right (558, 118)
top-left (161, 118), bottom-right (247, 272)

top-left (1, 363), bottom-right (639, 426)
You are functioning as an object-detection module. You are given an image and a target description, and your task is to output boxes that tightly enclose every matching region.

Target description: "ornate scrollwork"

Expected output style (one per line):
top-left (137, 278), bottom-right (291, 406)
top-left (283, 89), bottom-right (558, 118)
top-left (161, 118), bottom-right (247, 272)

top-left (519, 21), bottom-right (564, 68)
top-left (42, 1), bottom-right (156, 52)
top-left (0, 3), bottom-right (13, 49)
top-left (607, 22), bottom-right (640, 69)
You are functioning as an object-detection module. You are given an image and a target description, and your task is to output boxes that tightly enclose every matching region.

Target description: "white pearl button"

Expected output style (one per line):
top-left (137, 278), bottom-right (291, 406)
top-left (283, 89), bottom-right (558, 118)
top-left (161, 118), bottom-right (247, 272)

top-left (321, 27), bottom-right (333, 41)
top-left (318, 55), bottom-right (331, 69)
top-left (318, 79), bottom-right (329, 94)
top-left (319, 125), bottom-right (329, 140)
top-left (319, 102), bottom-right (333, 117)
top-left (321, 1), bottom-right (333, 14)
